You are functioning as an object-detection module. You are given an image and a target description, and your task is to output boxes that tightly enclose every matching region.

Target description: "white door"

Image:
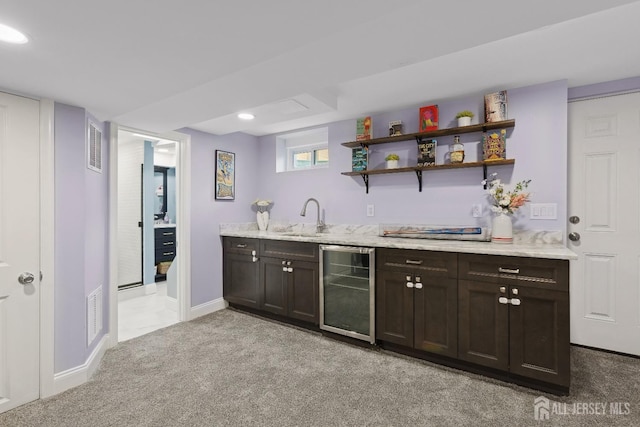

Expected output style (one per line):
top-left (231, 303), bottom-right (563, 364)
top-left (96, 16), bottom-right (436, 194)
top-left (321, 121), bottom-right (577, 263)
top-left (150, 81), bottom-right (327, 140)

top-left (568, 92), bottom-right (640, 355)
top-left (0, 92), bottom-right (40, 412)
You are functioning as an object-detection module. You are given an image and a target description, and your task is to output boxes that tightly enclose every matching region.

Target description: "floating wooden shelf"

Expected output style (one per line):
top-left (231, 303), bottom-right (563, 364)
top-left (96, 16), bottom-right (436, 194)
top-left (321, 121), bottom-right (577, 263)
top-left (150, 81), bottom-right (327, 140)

top-left (341, 119), bottom-right (515, 148)
top-left (342, 159), bottom-right (515, 193)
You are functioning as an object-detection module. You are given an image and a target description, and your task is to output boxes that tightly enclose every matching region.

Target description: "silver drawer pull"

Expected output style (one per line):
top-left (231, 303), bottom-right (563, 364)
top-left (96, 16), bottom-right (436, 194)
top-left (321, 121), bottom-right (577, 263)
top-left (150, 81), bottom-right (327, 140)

top-left (163, 251), bottom-right (174, 256)
top-left (405, 260), bottom-right (423, 265)
top-left (162, 232), bottom-right (174, 236)
top-left (414, 282), bottom-right (423, 290)
top-left (498, 297), bottom-right (509, 304)
top-left (236, 244), bottom-right (247, 248)
top-left (406, 281), bottom-right (414, 288)
top-left (510, 298), bottom-right (521, 306)
top-left (252, 250), bottom-right (258, 263)
top-left (498, 267), bottom-right (520, 274)
top-left (163, 241), bottom-right (174, 246)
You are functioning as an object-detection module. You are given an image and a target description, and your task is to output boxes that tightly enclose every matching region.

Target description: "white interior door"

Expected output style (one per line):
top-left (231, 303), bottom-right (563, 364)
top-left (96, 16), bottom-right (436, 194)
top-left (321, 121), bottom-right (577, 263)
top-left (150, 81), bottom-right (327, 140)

top-left (0, 92), bottom-right (40, 412)
top-left (568, 92), bottom-right (640, 356)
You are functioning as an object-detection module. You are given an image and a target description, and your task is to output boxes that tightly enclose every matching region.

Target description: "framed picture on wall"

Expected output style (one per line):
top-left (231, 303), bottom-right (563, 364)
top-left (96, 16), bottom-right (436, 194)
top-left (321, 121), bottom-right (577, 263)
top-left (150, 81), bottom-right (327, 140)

top-left (215, 150), bottom-right (235, 200)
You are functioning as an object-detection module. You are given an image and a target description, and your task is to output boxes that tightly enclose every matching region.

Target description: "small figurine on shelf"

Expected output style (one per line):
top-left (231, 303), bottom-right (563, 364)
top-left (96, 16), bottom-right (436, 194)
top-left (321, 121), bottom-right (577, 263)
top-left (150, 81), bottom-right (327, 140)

top-left (389, 120), bottom-right (403, 136)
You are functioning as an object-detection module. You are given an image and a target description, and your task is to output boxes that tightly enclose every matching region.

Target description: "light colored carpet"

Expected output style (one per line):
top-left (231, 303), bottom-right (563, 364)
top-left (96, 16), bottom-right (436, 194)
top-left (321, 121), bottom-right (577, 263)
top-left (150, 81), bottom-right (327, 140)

top-left (1, 309), bottom-right (638, 426)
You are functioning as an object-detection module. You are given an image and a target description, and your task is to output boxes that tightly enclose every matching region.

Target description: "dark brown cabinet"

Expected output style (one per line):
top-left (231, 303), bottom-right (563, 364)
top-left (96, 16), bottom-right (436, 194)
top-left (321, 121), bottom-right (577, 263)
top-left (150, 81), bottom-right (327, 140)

top-left (458, 253), bottom-right (570, 389)
top-left (376, 248), bottom-right (458, 357)
top-left (222, 237), bottom-right (260, 309)
top-left (260, 240), bottom-right (319, 324)
top-left (154, 226), bottom-right (176, 281)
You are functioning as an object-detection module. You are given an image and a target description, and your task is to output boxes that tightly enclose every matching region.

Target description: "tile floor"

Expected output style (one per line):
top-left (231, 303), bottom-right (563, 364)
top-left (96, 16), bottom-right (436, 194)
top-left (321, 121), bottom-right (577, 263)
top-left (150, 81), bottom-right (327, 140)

top-left (118, 282), bottom-right (179, 342)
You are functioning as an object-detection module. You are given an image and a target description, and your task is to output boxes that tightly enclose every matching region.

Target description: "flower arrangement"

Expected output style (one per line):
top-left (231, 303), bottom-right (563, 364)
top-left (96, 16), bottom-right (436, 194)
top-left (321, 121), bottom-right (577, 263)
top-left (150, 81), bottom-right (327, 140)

top-left (252, 199), bottom-right (272, 213)
top-left (487, 179), bottom-right (531, 215)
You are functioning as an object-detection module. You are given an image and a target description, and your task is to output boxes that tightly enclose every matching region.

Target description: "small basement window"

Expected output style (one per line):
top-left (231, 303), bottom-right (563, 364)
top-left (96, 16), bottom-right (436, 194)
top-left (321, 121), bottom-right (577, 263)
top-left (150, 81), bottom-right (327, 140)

top-left (276, 127), bottom-right (329, 172)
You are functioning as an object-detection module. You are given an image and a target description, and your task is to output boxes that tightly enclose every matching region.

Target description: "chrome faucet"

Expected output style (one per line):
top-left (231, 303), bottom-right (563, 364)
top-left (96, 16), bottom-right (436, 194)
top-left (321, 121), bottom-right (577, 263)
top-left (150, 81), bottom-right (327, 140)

top-left (300, 198), bottom-right (325, 233)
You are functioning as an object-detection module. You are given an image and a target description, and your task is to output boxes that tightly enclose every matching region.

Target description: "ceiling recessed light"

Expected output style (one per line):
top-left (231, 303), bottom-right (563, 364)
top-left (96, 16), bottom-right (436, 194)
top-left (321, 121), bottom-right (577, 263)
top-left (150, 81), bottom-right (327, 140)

top-left (237, 113), bottom-right (255, 120)
top-left (0, 23), bottom-right (28, 44)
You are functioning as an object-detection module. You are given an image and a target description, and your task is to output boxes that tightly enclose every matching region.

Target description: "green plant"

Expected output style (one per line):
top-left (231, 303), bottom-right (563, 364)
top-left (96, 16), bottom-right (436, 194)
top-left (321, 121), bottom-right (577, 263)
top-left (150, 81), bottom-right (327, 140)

top-left (455, 110), bottom-right (475, 119)
top-left (385, 153), bottom-right (400, 161)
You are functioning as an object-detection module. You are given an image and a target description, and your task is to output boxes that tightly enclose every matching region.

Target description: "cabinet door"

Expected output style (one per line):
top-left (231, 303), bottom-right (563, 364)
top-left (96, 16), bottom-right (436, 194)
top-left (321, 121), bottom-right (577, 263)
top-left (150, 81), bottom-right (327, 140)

top-left (376, 269), bottom-right (413, 347)
top-left (458, 279), bottom-right (508, 370)
top-left (223, 252), bottom-right (260, 309)
top-left (260, 257), bottom-right (287, 316)
top-left (287, 260), bottom-right (319, 324)
top-left (509, 286), bottom-right (570, 387)
top-left (414, 276), bottom-right (457, 357)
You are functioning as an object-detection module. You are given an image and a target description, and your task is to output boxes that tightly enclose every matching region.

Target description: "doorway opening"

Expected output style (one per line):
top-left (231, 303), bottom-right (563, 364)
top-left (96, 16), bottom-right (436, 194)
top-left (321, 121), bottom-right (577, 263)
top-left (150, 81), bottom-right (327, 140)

top-left (109, 125), bottom-right (191, 344)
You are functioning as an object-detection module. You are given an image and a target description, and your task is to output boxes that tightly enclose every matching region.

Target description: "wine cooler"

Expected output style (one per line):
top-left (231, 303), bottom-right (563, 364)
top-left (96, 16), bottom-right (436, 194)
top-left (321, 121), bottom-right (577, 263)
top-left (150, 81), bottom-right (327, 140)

top-left (319, 245), bottom-right (375, 343)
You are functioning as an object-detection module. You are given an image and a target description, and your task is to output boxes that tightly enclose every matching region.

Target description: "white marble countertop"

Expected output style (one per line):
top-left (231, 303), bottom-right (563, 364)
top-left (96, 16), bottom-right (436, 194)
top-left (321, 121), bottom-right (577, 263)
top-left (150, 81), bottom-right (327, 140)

top-left (220, 223), bottom-right (578, 260)
top-left (154, 223), bottom-right (176, 228)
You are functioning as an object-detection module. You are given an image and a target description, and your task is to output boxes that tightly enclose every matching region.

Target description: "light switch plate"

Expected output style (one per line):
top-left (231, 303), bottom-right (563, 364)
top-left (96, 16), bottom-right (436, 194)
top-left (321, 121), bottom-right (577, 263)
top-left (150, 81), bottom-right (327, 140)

top-left (530, 203), bottom-right (557, 220)
top-left (472, 204), bottom-right (482, 218)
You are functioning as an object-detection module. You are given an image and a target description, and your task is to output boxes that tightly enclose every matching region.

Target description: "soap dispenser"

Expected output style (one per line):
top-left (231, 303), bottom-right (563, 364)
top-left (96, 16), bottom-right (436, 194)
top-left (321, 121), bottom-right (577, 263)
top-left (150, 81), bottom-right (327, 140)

top-left (163, 212), bottom-right (169, 223)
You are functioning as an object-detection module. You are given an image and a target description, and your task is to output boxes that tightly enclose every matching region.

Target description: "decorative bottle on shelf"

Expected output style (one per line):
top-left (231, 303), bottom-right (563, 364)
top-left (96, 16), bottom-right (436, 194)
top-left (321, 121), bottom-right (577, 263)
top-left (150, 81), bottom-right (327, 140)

top-left (450, 136), bottom-right (464, 163)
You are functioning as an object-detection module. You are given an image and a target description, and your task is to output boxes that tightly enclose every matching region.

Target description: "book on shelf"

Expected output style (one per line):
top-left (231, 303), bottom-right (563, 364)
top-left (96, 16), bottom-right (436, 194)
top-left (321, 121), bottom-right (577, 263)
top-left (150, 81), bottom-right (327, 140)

top-left (484, 90), bottom-right (508, 122)
top-left (482, 129), bottom-right (506, 161)
top-left (351, 146), bottom-right (368, 171)
top-left (417, 139), bottom-right (437, 166)
top-left (419, 105), bottom-right (438, 132)
top-left (388, 120), bottom-right (403, 136)
top-left (356, 116), bottom-right (372, 141)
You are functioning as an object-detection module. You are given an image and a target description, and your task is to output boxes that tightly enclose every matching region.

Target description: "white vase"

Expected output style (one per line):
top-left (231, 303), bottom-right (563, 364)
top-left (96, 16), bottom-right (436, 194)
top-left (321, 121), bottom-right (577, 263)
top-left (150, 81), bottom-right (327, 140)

top-left (257, 211), bottom-right (269, 231)
top-left (491, 212), bottom-right (513, 244)
top-left (386, 159), bottom-right (399, 169)
top-left (457, 116), bottom-right (472, 127)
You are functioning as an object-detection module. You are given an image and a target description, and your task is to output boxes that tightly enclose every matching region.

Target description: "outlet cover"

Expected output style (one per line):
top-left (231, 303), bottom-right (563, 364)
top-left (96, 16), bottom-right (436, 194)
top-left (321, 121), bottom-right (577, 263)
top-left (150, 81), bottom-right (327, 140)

top-left (472, 204), bottom-right (482, 218)
top-left (366, 204), bottom-right (375, 217)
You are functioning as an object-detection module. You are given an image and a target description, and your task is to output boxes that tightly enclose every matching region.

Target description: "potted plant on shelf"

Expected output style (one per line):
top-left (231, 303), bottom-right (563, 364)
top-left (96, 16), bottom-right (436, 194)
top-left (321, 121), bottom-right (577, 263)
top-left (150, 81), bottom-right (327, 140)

top-left (385, 153), bottom-right (399, 169)
top-left (455, 110), bottom-right (475, 127)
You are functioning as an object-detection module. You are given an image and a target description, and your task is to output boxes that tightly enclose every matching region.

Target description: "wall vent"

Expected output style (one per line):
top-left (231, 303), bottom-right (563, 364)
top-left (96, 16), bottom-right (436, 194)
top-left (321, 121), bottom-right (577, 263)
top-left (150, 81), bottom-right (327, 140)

top-left (87, 286), bottom-right (103, 346)
top-left (87, 121), bottom-right (102, 173)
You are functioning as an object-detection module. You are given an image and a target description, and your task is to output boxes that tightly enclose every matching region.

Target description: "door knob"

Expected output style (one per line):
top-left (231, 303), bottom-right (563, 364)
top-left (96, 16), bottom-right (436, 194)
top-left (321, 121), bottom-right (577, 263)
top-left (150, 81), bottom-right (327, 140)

top-left (569, 216), bottom-right (580, 224)
top-left (18, 272), bottom-right (35, 285)
top-left (568, 232), bottom-right (581, 242)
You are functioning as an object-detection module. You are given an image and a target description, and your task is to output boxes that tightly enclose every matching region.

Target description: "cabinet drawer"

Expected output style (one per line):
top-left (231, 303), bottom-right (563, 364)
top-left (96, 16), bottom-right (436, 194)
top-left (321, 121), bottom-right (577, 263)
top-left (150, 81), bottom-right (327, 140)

top-left (458, 253), bottom-right (568, 291)
top-left (156, 247), bottom-right (176, 262)
top-left (377, 248), bottom-right (457, 278)
top-left (260, 240), bottom-right (318, 262)
top-left (155, 227), bottom-right (176, 239)
top-left (224, 237), bottom-right (260, 255)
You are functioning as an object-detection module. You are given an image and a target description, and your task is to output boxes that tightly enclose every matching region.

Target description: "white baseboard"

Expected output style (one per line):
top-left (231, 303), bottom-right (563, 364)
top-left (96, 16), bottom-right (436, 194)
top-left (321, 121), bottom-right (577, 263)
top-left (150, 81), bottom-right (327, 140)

top-left (189, 297), bottom-right (227, 320)
top-left (144, 282), bottom-right (158, 295)
top-left (53, 333), bottom-right (109, 396)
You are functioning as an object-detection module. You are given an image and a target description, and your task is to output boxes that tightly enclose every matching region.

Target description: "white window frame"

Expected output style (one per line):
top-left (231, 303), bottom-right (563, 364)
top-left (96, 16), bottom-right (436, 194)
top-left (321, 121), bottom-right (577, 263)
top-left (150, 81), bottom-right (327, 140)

top-left (287, 143), bottom-right (329, 171)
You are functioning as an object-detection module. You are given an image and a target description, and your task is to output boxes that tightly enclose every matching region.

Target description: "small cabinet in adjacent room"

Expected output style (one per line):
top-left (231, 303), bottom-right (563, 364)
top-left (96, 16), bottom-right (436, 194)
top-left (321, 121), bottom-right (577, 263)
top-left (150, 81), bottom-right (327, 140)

top-left (259, 240), bottom-right (319, 324)
top-left (458, 253), bottom-right (570, 390)
top-left (376, 248), bottom-right (458, 357)
top-left (222, 237), bottom-right (260, 309)
top-left (154, 226), bottom-right (176, 282)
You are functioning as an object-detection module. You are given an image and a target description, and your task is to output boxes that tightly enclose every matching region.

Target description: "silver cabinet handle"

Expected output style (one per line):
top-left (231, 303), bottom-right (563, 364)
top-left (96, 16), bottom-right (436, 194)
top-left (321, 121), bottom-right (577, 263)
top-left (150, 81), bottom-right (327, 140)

top-left (282, 260), bottom-right (286, 265)
top-left (498, 297), bottom-right (509, 304)
top-left (414, 282), bottom-right (423, 289)
top-left (406, 281), bottom-right (414, 288)
top-left (251, 250), bottom-right (258, 263)
top-left (236, 243), bottom-right (247, 248)
top-left (162, 232), bottom-right (174, 236)
top-left (512, 288), bottom-right (518, 295)
top-left (163, 241), bottom-right (174, 246)
top-left (287, 267), bottom-right (293, 273)
top-left (282, 267), bottom-right (288, 272)
top-left (163, 251), bottom-right (174, 256)
top-left (498, 267), bottom-right (520, 274)
top-left (405, 260), bottom-right (423, 265)
top-left (511, 298), bottom-right (521, 306)
top-left (18, 272), bottom-right (35, 285)
top-left (499, 286), bottom-right (506, 293)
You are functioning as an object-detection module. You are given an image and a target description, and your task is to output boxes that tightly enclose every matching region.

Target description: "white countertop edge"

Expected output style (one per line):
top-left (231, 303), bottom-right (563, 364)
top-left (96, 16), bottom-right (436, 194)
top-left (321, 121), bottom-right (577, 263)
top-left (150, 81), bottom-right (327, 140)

top-left (219, 229), bottom-right (578, 260)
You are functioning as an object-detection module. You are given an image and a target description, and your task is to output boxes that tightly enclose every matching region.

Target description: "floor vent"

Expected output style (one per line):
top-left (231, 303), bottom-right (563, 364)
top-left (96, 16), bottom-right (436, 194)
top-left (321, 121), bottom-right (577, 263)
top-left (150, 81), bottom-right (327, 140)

top-left (87, 121), bottom-right (102, 173)
top-left (87, 287), bottom-right (103, 346)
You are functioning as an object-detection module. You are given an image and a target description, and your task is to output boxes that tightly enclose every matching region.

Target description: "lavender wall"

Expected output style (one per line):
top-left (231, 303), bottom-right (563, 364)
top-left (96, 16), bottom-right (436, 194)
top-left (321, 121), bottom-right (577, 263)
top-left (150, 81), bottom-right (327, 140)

top-left (256, 80), bottom-right (569, 234)
top-left (54, 104), bottom-right (109, 373)
top-left (569, 76), bottom-right (640, 100)
top-left (178, 129), bottom-right (259, 306)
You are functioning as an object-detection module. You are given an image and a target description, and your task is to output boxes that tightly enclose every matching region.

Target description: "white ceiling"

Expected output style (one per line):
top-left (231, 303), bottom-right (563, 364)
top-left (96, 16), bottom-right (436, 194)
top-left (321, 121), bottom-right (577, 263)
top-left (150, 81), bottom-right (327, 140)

top-left (2, 0), bottom-right (640, 137)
